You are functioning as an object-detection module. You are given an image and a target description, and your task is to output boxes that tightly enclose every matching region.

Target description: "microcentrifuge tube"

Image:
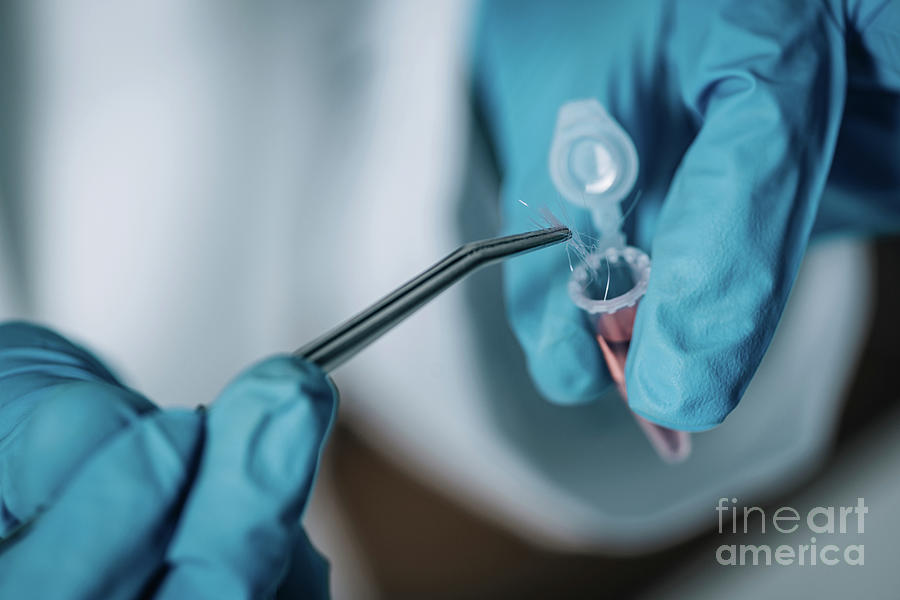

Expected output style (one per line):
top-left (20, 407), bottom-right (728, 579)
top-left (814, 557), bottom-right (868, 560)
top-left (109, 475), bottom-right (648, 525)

top-left (551, 98), bottom-right (691, 463)
top-left (569, 246), bottom-right (691, 463)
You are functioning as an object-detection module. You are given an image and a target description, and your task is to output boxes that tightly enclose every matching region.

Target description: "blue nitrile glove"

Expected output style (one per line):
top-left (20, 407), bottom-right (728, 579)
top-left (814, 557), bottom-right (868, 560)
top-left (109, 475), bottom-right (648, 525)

top-left (473, 0), bottom-right (900, 430)
top-left (0, 321), bottom-right (336, 599)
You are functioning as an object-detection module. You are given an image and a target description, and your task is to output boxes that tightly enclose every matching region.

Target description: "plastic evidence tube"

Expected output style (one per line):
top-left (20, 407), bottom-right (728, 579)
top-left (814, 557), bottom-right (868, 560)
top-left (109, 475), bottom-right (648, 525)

top-left (569, 245), bottom-right (691, 463)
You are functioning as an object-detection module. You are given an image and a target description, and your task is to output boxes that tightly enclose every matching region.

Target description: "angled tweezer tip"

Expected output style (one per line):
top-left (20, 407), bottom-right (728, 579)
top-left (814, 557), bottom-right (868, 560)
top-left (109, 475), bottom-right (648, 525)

top-left (469, 225), bottom-right (572, 263)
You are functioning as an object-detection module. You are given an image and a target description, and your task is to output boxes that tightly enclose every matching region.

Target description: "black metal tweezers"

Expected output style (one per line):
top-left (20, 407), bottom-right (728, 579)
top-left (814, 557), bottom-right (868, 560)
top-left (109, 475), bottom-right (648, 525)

top-left (295, 226), bottom-right (571, 371)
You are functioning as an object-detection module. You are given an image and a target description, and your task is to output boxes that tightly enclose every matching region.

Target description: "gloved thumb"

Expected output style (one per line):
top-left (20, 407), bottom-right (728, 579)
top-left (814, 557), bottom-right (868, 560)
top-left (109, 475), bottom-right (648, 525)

top-left (626, 0), bottom-right (846, 429)
top-left (154, 355), bottom-right (338, 599)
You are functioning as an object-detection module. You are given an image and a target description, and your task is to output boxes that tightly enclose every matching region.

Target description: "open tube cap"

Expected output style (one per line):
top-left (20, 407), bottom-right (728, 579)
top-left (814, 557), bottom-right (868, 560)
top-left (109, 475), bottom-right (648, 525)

top-left (549, 99), bottom-right (639, 211)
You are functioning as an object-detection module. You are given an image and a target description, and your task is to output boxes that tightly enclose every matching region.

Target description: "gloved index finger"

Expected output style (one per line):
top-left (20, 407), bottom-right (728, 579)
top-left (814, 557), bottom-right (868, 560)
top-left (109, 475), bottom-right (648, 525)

top-left (0, 321), bottom-right (152, 445)
top-left (0, 321), bottom-right (124, 393)
top-left (0, 410), bottom-right (204, 599)
top-left (625, 1), bottom-right (848, 430)
top-left (0, 322), bottom-right (156, 535)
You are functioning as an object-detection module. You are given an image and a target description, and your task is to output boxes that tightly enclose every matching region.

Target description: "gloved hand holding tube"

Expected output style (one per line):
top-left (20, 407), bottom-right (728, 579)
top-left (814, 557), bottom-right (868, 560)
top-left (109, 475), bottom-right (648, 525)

top-left (473, 0), bottom-right (900, 434)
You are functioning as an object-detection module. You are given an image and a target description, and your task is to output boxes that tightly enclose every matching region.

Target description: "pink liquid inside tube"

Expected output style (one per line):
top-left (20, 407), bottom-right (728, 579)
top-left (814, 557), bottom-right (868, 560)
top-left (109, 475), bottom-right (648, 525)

top-left (570, 246), bottom-right (691, 463)
top-left (595, 303), bottom-right (691, 463)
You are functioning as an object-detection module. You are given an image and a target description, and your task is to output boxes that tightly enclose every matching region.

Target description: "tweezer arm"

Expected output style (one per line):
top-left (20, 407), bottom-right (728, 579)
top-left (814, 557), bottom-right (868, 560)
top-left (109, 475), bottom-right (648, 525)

top-left (295, 226), bottom-right (570, 372)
